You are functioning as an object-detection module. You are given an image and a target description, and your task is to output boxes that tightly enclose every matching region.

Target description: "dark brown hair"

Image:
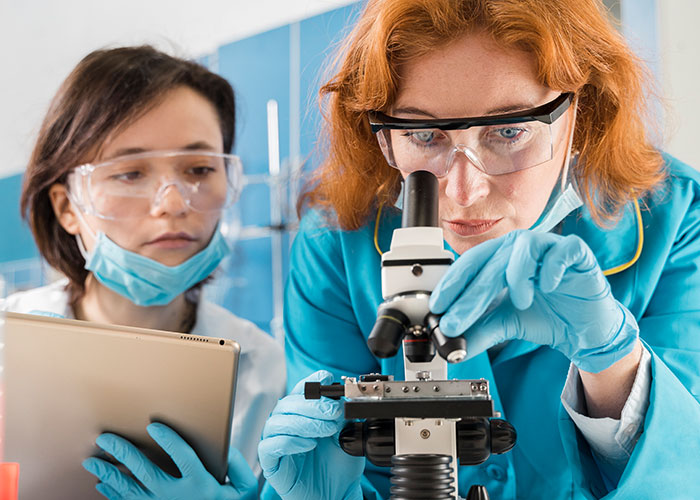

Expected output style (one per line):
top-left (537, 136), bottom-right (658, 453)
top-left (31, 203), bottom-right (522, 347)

top-left (21, 45), bottom-right (236, 301)
top-left (303, 0), bottom-right (664, 229)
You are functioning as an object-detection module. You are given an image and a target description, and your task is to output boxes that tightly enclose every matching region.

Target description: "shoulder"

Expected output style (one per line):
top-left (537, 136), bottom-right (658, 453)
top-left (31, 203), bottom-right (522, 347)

top-left (194, 301), bottom-right (285, 393)
top-left (193, 300), bottom-right (284, 375)
top-left (663, 153), bottom-right (700, 184)
top-left (194, 300), bottom-right (282, 356)
top-left (643, 153), bottom-right (700, 239)
top-left (296, 206), bottom-right (399, 262)
top-left (650, 153), bottom-right (700, 207)
top-left (0, 279), bottom-right (72, 316)
top-left (296, 208), bottom-right (344, 251)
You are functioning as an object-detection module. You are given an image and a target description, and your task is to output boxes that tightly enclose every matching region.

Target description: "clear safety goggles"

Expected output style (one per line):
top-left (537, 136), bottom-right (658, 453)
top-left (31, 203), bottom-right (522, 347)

top-left (67, 150), bottom-right (243, 220)
top-left (369, 93), bottom-right (574, 177)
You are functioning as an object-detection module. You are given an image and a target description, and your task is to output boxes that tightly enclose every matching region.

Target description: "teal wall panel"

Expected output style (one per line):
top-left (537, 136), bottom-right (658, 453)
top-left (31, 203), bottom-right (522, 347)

top-left (298, 3), bottom-right (363, 170)
top-left (0, 173), bottom-right (38, 262)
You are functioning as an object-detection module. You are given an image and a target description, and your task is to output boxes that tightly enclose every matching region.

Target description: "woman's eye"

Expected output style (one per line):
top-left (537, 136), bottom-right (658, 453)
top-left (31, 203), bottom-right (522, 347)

top-left (404, 129), bottom-right (443, 147)
top-left (112, 171), bottom-right (143, 181)
top-left (188, 166), bottom-right (216, 176)
top-left (413, 131), bottom-right (434, 143)
top-left (494, 127), bottom-right (525, 141)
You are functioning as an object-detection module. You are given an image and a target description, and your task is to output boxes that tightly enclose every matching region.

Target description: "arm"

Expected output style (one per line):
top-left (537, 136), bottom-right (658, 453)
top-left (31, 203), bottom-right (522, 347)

top-left (579, 339), bottom-right (643, 419)
top-left (283, 210), bottom-right (381, 390)
top-left (564, 164), bottom-right (700, 497)
top-left (261, 211), bottom-right (385, 500)
top-left (430, 177), bottom-right (700, 498)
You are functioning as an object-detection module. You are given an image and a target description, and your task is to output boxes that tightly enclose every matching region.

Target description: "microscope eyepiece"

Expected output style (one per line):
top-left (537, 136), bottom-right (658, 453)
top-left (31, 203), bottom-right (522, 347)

top-left (401, 171), bottom-right (439, 228)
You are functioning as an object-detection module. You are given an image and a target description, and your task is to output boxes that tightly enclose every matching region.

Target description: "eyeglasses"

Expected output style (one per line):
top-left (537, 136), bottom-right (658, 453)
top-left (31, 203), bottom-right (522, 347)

top-left (369, 92), bottom-right (574, 177)
top-left (67, 150), bottom-right (243, 220)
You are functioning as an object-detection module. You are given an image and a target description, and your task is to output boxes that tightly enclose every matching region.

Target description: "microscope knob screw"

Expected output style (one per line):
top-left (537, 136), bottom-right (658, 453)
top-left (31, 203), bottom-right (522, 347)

top-left (413, 386), bottom-right (420, 392)
top-left (433, 386), bottom-right (440, 392)
top-left (411, 264), bottom-right (423, 276)
top-left (402, 386), bottom-right (409, 393)
top-left (420, 429), bottom-right (431, 439)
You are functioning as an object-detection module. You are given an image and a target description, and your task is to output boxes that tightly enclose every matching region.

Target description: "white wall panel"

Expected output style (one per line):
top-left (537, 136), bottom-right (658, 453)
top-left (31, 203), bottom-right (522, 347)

top-left (0, 0), bottom-right (358, 178)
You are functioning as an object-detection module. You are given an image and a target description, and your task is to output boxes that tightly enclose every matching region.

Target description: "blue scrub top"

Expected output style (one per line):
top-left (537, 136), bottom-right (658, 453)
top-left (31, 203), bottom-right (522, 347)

top-left (282, 154), bottom-right (700, 499)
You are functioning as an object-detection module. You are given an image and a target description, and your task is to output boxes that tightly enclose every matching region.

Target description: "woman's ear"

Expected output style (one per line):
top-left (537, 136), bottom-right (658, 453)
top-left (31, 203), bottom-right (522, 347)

top-left (48, 184), bottom-right (81, 235)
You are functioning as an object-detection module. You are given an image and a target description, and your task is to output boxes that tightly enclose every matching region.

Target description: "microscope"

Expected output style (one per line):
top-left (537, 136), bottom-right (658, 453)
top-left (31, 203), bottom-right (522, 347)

top-left (305, 171), bottom-right (516, 500)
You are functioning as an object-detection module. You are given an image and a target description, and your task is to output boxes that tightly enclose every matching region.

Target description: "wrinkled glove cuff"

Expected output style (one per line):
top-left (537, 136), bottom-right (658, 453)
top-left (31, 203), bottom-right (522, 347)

top-left (573, 303), bottom-right (639, 373)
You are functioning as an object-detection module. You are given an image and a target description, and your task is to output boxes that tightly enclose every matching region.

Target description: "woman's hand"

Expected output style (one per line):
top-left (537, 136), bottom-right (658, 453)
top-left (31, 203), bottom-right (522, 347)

top-left (430, 230), bottom-right (639, 374)
top-left (82, 423), bottom-right (257, 500)
top-left (258, 370), bottom-right (365, 500)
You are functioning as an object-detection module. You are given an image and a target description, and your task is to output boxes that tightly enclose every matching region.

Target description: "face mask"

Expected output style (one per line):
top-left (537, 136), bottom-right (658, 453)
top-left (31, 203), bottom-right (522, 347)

top-left (76, 228), bottom-right (230, 306)
top-left (529, 180), bottom-right (583, 233)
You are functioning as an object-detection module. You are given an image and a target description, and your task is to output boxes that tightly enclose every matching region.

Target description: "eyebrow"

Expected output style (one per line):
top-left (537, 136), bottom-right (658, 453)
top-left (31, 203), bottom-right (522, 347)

top-left (392, 100), bottom-right (539, 119)
top-left (106, 141), bottom-right (218, 160)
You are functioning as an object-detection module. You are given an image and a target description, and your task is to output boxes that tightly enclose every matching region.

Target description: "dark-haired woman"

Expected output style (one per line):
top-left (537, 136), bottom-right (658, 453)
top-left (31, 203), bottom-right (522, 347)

top-left (1, 46), bottom-right (284, 499)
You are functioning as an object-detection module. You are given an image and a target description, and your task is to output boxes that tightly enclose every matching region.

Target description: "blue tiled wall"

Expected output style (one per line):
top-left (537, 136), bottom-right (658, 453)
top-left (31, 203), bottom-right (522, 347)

top-left (0, 173), bottom-right (37, 262)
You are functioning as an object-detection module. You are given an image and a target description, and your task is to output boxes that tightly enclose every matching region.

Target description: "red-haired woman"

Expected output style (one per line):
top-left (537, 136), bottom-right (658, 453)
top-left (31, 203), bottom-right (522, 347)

top-left (258, 0), bottom-right (700, 499)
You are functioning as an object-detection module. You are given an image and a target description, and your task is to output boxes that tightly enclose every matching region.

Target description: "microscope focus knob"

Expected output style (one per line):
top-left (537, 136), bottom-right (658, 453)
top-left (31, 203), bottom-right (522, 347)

top-left (425, 313), bottom-right (467, 363)
top-left (490, 418), bottom-right (517, 455)
top-left (339, 419), bottom-right (395, 467)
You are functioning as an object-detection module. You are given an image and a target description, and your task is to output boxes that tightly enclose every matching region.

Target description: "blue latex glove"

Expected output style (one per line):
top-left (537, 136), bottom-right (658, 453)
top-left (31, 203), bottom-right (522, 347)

top-left (257, 370), bottom-right (364, 500)
top-left (430, 230), bottom-right (639, 373)
top-left (82, 423), bottom-right (257, 500)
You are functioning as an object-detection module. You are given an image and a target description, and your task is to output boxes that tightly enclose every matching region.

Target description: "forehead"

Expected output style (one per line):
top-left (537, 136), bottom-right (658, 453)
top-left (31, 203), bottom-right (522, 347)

top-left (392, 32), bottom-right (554, 118)
top-left (99, 86), bottom-right (223, 158)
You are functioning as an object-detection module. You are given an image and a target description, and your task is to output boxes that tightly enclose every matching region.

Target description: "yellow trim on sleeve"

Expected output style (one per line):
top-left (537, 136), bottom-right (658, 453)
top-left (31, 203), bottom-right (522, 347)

top-left (374, 203), bottom-right (384, 256)
top-left (602, 199), bottom-right (644, 276)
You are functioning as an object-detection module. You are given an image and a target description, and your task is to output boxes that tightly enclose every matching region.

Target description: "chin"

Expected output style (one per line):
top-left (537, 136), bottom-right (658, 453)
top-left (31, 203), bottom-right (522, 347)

top-left (143, 249), bottom-right (200, 267)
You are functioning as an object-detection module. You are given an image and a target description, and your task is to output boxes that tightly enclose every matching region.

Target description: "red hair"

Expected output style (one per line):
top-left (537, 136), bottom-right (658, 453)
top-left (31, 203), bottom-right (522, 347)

top-left (302, 0), bottom-right (664, 229)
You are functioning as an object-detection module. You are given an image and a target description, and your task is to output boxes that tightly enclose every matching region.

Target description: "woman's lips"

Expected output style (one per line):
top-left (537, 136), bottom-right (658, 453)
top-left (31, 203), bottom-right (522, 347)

top-left (443, 218), bottom-right (502, 237)
top-left (145, 232), bottom-right (197, 249)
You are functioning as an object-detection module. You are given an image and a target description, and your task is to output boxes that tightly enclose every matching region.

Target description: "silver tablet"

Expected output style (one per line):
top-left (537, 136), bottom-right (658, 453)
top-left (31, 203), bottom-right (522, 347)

top-left (0, 311), bottom-right (239, 500)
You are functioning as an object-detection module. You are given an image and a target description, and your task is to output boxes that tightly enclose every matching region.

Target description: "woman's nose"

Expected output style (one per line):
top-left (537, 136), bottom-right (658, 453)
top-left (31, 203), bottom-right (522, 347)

top-left (443, 149), bottom-right (490, 206)
top-left (150, 182), bottom-right (189, 216)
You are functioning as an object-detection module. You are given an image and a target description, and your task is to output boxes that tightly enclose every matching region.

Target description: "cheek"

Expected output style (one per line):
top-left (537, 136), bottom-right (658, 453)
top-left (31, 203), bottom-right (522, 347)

top-left (196, 214), bottom-right (222, 248)
top-left (88, 220), bottom-right (140, 252)
top-left (507, 165), bottom-right (561, 226)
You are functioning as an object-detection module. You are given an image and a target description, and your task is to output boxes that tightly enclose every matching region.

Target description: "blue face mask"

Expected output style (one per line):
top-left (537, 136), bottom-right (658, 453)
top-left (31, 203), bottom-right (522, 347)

top-left (77, 229), bottom-right (230, 306)
top-left (529, 180), bottom-right (583, 233)
top-left (529, 147), bottom-right (583, 233)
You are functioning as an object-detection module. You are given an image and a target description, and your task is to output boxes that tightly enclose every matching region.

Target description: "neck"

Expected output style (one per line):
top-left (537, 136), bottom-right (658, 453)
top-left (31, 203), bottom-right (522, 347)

top-left (74, 274), bottom-right (195, 333)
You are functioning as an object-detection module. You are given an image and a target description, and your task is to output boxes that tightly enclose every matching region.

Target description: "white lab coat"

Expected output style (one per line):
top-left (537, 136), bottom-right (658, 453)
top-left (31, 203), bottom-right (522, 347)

top-left (0, 279), bottom-right (285, 477)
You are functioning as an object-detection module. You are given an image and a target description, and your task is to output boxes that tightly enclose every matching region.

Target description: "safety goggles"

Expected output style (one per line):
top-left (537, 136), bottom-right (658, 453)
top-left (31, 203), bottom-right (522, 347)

top-left (369, 92), bottom-right (574, 177)
top-left (67, 150), bottom-right (243, 220)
